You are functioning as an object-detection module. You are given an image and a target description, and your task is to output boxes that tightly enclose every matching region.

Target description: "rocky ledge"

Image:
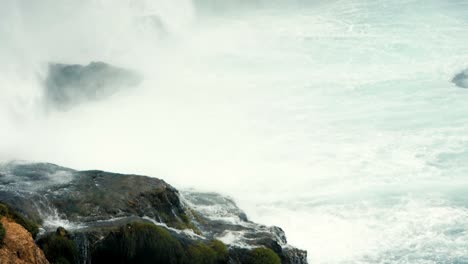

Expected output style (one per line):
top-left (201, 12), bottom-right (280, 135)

top-left (0, 162), bottom-right (307, 264)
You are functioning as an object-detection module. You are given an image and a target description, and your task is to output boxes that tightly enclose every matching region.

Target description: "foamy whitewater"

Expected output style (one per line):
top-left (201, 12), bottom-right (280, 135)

top-left (1, 0), bottom-right (468, 263)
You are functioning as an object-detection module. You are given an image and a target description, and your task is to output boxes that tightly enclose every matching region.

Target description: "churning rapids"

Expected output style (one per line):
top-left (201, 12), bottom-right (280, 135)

top-left (1, 0), bottom-right (468, 263)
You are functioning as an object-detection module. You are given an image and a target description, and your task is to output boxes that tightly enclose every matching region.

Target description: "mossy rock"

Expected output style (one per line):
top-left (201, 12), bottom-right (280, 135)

top-left (210, 240), bottom-right (228, 259)
top-left (37, 227), bottom-right (79, 264)
top-left (92, 222), bottom-right (186, 264)
top-left (0, 203), bottom-right (39, 238)
top-left (246, 248), bottom-right (281, 264)
top-left (91, 222), bottom-right (230, 264)
top-left (139, 188), bottom-right (198, 231)
top-left (188, 240), bottom-right (228, 264)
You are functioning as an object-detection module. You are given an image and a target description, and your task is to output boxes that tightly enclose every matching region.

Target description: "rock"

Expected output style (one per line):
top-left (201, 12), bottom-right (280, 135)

top-left (55, 226), bottom-right (69, 237)
top-left (282, 247), bottom-right (309, 264)
top-left (181, 190), bottom-right (306, 263)
top-left (37, 227), bottom-right (79, 264)
top-left (0, 218), bottom-right (49, 264)
top-left (452, 69), bottom-right (468, 88)
top-left (45, 61), bottom-right (142, 109)
top-left (0, 162), bottom-right (308, 264)
top-left (0, 162), bottom-right (191, 230)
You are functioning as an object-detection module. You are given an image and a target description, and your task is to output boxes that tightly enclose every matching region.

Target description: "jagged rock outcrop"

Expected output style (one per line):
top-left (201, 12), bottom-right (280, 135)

top-left (0, 162), bottom-right (308, 264)
top-left (182, 191), bottom-right (307, 264)
top-left (0, 162), bottom-right (192, 230)
top-left (45, 61), bottom-right (141, 109)
top-left (452, 68), bottom-right (468, 88)
top-left (0, 218), bottom-right (49, 264)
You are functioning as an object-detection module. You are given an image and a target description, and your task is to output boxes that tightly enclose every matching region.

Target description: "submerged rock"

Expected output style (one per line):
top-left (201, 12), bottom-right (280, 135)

top-left (45, 61), bottom-right (141, 109)
top-left (452, 69), bottom-right (468, 88)
top-left (0, 162), bottom-right (308, 264)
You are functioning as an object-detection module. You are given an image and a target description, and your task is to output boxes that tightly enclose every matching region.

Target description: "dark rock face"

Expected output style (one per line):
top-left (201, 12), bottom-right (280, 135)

top-left (0, 162), bottom-right (191, 230)
top-left (37, 227), bottom-right (79, 264)
top-left (0, 162), bottom-right (308, 264)
top-left (181, 191), bottom-right (307, 264)
top-left (45, 61), bottom-right (141, 109)
top-left (452, 69), bottom-right (468, 88)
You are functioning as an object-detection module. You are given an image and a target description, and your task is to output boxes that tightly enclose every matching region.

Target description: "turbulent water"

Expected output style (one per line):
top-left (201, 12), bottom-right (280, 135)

top-left (1, 0), bottom-right (468, 263)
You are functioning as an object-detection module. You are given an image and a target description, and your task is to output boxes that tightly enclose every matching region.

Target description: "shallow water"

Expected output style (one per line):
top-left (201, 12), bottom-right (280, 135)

top-left (1, 0), bottom-right (468, 263)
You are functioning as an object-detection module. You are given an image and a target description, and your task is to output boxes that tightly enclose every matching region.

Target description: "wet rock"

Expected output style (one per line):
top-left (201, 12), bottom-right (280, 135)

top-left (0, 162), bottom-right (191, 230)
top-left (452, 69), bottom-right (468, 88)
top-left (0, 162), bottom-right (308, 264)
top-left (37, 227), bottom-right (78, 264)
top-left (182, 191), bottom-right (307, 263)
top-left (282, 247), bottom-right (309, 264)
top-left (45, 61), bottom-right (141, 109)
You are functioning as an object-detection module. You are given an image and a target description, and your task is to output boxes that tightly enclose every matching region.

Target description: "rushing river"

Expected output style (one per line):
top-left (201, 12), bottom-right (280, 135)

top-left (1, 0), bottom-right (468, 263)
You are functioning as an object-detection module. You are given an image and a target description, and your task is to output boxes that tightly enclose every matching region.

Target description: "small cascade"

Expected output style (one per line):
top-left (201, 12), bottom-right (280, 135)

top-left (74, 233), bottom-right (90, 264)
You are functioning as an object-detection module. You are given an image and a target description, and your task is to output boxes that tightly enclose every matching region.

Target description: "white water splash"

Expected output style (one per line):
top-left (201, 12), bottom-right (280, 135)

top-left (41, 208), bottom-right (85, 231)
top-left (1, 0), bottom-right (468, 263)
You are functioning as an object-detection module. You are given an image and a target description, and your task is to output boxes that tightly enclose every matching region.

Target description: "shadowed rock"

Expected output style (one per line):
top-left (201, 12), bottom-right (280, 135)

top-left (45, 61), bottom-right (141, 109)
top-left (452, 69), bottom-right (468, 88)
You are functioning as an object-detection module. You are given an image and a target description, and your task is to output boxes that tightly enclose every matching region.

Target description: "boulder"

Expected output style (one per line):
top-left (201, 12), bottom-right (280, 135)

top-left (45, 61), bottom-right (141, 109)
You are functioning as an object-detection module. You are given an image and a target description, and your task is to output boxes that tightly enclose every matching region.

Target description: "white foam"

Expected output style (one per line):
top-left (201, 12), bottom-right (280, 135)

top-left (216, 230), bottom-right (254, 249)
top-left (142, 216), bottom-right (205, 239)
top-left (41, 209), bottom-right (85, 231)
top-left (1, 1), bottom-right (468, 263)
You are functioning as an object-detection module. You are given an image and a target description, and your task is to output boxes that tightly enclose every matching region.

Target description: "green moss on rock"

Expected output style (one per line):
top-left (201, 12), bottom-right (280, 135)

top-left (246, 248), bottom-right (281, 264)
top-left (37, 227), bottom-right (79, 264)
top-left (188, 243), bottom-right (217, 264)
top-left (188, 240), bottom-right (228, 264)
top-left (210, 240), bottom-right (229, 259)
top-left (0, 203), bottom-right (39, 238)
top-left (140, 188), bottom-right (198, 232)
top-left (92, 222), bottom-right (186, 264)
top-left (91, 222), bottom-right (230, 264)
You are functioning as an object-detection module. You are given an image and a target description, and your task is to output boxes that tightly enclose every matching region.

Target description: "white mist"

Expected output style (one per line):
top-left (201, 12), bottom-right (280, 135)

top-left (1, 0), bottom-right (468, 263)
